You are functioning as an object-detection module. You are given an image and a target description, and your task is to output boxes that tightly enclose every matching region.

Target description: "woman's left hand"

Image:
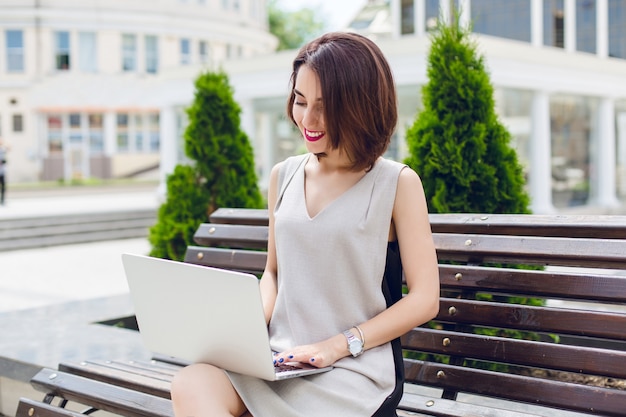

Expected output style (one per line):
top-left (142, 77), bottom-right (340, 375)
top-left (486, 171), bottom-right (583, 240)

top-left (273, 334), bottom-right (347, 368)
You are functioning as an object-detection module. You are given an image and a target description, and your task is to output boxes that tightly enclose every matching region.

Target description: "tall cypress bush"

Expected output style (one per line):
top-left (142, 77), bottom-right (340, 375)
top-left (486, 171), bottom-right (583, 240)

top-left (404, 19), bottom-right (530, 214)
top-left (149, 71), bottom-right (264, 261)
top-left (404, 19), bottom-right (544, 370)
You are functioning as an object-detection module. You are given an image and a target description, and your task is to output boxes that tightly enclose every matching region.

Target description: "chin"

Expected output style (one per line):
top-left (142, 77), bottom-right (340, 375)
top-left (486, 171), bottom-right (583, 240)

top-left (303, 139), bottom-right (328, 155)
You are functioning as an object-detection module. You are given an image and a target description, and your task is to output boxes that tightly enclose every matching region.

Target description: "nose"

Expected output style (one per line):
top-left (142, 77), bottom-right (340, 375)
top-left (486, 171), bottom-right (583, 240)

top-left (302, 107), bottom-right (321, 127)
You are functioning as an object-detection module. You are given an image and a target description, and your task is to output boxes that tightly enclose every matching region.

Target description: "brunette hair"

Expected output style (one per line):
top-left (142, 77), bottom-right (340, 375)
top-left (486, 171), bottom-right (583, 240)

top-left (286, 32), bottom-right (398, 171)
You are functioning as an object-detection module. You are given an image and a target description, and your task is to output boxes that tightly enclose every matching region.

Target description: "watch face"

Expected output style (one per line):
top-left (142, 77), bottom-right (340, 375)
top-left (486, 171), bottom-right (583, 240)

top-left (349, 339), bottom-right (363, 355)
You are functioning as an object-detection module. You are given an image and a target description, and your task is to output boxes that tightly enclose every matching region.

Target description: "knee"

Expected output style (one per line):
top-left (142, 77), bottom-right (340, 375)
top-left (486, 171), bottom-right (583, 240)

top-left (171, 364), bottom-right (203, 403)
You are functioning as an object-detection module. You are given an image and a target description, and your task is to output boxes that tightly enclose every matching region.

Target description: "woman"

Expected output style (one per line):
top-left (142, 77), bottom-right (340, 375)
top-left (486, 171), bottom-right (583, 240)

top-left (171, 32), bottom-right (440, 417)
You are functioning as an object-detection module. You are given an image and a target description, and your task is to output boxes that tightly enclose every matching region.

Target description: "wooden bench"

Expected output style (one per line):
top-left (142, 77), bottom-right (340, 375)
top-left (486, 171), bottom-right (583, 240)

top-left (15, 209), bottom-right (626, 417)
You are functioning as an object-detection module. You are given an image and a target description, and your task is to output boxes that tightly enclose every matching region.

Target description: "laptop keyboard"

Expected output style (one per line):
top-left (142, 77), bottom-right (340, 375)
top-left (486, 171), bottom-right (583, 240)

top-left (274, 363), bottom-right (303, 373)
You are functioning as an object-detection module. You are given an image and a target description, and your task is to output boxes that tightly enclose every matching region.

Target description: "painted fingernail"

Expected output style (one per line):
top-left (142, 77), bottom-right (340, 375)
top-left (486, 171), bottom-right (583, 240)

top-left (310, 357), bottom-right (315, 362)
top-left (273, 360), bottom-right (277, 365)
top-left (279, 358), bottom-right (284, 363)
top-left (288, 355), bottom-right (294, 359)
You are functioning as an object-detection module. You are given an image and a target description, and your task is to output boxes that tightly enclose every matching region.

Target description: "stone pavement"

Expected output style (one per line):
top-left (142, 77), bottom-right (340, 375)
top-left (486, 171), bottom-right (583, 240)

top-left (0, 183), bottom-right (160, 312)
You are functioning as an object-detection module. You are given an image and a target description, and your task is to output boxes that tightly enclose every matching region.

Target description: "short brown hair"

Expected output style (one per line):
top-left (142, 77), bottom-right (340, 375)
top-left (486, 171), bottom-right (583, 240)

top-left (286, 32), bottom-right (398, 171)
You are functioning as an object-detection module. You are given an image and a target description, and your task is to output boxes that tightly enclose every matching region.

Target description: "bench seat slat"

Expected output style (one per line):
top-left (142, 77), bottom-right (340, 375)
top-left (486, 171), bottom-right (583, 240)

top-left (29, 368), bottom-right (173, 417)
top-left (184, 246), bottom-right (266, 274)
top-left (402, 327), bottom-right (626, 379)
top-left (193, 224), bottom-right (268, 249)
top-left (439, 264), bottom-right (626, 302)
top-left (58, 360), bottom-right (173, 398)
top-left (404, 360), bottom-right (626, 417)
top-left (397, 391), bottom-right (545, 417)
top-left (434, 234), bottom-right (626, 268)
top-left (437, 298), bottom-right (626, 340)
top-left (192, 225), bottom-right (626, 269)
top-left (208, 209), bottom-right (626, 239)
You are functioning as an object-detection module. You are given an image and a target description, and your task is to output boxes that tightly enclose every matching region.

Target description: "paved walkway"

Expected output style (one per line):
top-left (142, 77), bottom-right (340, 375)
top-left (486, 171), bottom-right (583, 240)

top-left (0, 183), bottom-right (160, 313)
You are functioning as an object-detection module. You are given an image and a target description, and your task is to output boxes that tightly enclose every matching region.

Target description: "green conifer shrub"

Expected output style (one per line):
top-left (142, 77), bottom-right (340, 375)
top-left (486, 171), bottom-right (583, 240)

top-left (404, 20), bottom-right (530, 214)
top-left (149, 71), bottom-right (264, 261)
top-left (404, 18), bottom-right (547, 372)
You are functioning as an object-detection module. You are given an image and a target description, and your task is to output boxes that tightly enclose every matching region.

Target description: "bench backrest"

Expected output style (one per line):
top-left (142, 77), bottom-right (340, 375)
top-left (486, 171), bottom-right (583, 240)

top-left (184, 208), bottom-right (626, 417)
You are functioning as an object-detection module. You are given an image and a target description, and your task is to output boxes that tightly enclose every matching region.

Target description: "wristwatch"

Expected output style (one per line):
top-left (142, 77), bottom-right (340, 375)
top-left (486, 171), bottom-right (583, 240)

top-left (343, 330), bottom-right (364, 357)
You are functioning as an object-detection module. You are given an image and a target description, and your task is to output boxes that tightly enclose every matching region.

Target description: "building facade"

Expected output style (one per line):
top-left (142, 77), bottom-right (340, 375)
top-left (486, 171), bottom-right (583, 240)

top-left (0, 0), bottom-right (275, 183)
top-left (2, 0), bottom-right (626, 214)
top-left (207, 0), bottom-right (626, 214)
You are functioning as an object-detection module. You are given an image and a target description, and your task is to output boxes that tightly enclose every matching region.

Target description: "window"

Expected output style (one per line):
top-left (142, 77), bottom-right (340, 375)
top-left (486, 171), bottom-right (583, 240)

top-left (6, 30), bottom-right (24, 72)
top-left (69, 113), bottom-right (82, 144)
top-left (180, 38), bottom-right (191, 65)
top-left (134, 114), bottom-right (144, 151)
top-left (544, 0), bottom-right (565, 48)
top-left (471, 0), bottom-right (531, 43)
top-left (576, 0), bottom-right (596, 54)
top-left (122, 34), bottom-right (137, 71)
top-left (47, 115), bottom-right (63, 153)
top-left (79, 32), bottom-right (97, 72)
top-left (199, 40), bottom-right (209, 63)
top-left (88, 114), bottom-right (104, 153)
top-left (117, 113), bottom-right (129, 151)
top-left (149, 113), bottom-right (160, 151)
top-left (145, 35), bottom-right (159, 74)
top-left (55, 31), bottom-right (71, 70)
top-left (12, 114), bottom-right (23, 132)
top-left (609, 0), bottom-right (626, 59)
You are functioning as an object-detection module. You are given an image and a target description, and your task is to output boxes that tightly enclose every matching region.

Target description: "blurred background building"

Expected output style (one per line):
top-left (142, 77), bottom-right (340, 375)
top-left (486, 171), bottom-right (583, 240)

top-left (0, 0), bottom-right (275, 182)
top-left (1, 0), bottom-right (626, 214)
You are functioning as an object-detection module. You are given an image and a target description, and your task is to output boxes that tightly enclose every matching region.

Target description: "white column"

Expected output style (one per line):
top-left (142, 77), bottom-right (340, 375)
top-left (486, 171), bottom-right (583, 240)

top-left (595, 97), bottom-right (620, 208)
top-left (258, 112), bottom-right (274, 192)
top-left (239, 99), bottom-right (255, 146)
top-left (440, 0), bottom-right (451, 25)
top-left (458, 0), bottom-right (471, 30)
top-left (103, 111), bottom-right (116, 155)
top-left (391, 0), bottom-right (401, 39)
top-left (617, 112), bottom-right (626, 199)
top-left (157, 105), bottom-right (177, 199)
top-left (530, 0), bottom-right (543, 47)
top-left (564, 0), bottom-right (576, 52)
top-left (530, 91), bottom-right (555, 213)
top-left (414, 0), bottom-right (426, 37)
top-left (596, 0), bottom-right (609, 58)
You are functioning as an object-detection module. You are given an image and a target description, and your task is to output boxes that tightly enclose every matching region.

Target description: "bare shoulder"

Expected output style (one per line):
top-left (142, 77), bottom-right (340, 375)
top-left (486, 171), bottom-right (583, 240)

top-left (394, 166), bottom-right (428, 213)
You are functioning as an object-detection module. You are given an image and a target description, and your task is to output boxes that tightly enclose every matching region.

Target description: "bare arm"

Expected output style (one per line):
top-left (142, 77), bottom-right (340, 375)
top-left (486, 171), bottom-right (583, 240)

top-left (354, 167), bottom-right (440, 349)
top-left (259, 163), bottom-right (281, 324)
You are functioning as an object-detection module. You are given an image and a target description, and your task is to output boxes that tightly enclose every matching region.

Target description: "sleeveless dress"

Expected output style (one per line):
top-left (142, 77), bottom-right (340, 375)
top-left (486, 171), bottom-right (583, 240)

top-left (227, 154), bottom-right (406, 416)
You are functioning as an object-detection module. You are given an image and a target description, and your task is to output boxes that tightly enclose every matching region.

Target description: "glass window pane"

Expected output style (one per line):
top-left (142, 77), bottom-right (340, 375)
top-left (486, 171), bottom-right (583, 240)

top-left (88, 114), bottom-right (103, 128)
top-left (79, 32), bottom-right (97, 72)
top-left (122, 34), bottom-right (137, 71)
top-left (55, 31), bottom-right (71, 70)
top-left (145, 35), bottom-right (159, 74)
top-left (472, 0), bottom-right (531, 42)
top-left (576, 0), bottom-right (596, 54)
top-left (6, 30), bottom-right (24, 72)
top-left (550, 95), bottom-right (596, 208)
top-left (13, 114), bottom-right (23, 132)
top-left (544, 0), bottom-right (565, 47)
top-left (199, 40), bottom-right (209, 63)
top-left (608, 0), bottom-right (626, 59)
top-left (181, 38), bottom-right (191, 65)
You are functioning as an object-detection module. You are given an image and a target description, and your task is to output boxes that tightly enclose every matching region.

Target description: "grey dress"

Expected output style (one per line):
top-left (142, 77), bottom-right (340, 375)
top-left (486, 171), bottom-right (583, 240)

top-left (228, 153), bottom-right (405, 416)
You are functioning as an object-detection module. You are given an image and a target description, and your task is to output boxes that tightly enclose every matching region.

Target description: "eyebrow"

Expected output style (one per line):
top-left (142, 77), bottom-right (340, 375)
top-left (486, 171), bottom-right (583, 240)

top-left (293, 88), bottom-right (322, 101)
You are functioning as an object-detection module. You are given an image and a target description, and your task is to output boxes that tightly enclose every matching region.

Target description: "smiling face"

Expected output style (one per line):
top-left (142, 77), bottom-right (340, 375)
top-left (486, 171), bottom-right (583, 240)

top-left (291, 65), bottom-right (329, 155)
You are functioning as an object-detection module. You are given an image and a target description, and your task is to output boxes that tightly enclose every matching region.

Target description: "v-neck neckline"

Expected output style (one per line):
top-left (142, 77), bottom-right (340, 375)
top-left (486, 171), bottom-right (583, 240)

top-left (302, 156), bottom-right (380, 220)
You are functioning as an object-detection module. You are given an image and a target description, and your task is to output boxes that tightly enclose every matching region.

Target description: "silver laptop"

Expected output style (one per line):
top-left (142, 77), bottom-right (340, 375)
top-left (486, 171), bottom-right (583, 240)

top-left (121, 253), bottom-right (333, 381)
